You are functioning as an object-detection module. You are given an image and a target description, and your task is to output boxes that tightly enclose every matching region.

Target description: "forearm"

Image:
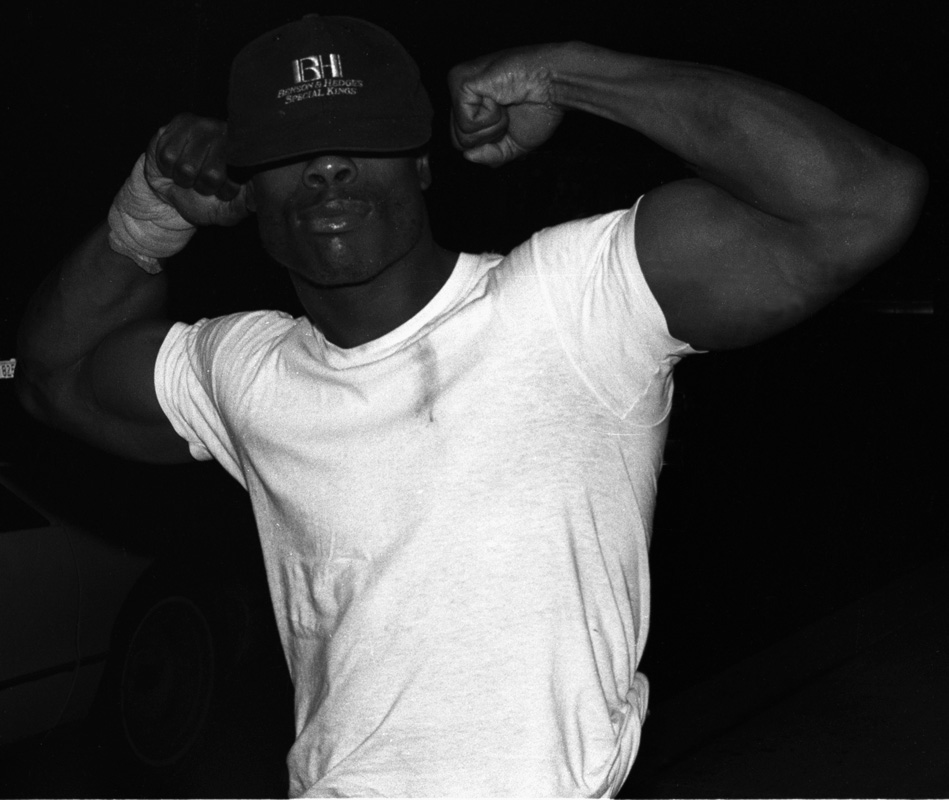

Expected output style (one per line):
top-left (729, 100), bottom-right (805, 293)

top-left (16, 115), bottom-right (246, 460)
top-left (16, 223), bottom-right (169, 417)
top-left (548, 42), bottom-right (922, 225)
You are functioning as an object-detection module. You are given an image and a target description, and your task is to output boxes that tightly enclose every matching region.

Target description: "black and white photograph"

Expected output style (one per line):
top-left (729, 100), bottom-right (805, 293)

top-left (1, 1), bottom-right (944, 796)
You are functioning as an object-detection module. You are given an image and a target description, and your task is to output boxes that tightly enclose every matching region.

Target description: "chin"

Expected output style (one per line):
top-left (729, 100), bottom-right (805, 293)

top-left (287, 254), bottom-right (387, 290)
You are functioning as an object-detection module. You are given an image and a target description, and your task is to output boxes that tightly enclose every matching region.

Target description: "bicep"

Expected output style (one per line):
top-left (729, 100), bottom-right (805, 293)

top-left (73, 320), bottom-right (193, 463)
top-left (634, 178), bottom-right (854, 350)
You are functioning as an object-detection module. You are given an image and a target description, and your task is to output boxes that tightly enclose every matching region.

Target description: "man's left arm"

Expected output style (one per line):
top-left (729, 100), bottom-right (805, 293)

top-left (449, 42), bottom-right (928, 350)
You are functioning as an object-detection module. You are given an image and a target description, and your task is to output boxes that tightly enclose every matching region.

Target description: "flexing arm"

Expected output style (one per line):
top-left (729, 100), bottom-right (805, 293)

top-left (449, 43), bottom-right (928, 349)
top-left (16, 115), bottom-right (249, 462)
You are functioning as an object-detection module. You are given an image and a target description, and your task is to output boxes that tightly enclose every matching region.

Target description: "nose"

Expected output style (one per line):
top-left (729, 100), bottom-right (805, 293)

top-left (302, 154), bottom-right (358, 188)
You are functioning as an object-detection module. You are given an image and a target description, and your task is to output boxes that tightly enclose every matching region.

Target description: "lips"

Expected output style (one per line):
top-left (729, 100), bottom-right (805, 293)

top-left (296, 198), bottom-right (372, 234)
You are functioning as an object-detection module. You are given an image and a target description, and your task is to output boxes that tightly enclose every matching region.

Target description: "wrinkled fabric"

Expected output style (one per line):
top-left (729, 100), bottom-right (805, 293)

top-left (155, 203), bottom-right (694, 796)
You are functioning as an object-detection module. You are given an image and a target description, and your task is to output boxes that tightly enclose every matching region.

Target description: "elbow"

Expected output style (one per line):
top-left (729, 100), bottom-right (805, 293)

top-left (821, 148), bottom-right (929, 275)
top-left (863, 148), bottom-right (928, 261)
top-left (14, 362), bottom-right (52, 426)
top-left (883, 149), bottom-right (928, 236)
top-left (13, 356), bottom-right (79, 432)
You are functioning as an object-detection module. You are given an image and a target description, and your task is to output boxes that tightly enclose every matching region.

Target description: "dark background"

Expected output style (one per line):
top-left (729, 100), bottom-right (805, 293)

top-left (2, 0), bottom-right (945, 796)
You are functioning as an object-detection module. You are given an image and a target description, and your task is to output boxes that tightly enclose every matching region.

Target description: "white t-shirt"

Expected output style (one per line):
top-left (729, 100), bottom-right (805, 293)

top-left (155, 204), bottom-right (694, 797)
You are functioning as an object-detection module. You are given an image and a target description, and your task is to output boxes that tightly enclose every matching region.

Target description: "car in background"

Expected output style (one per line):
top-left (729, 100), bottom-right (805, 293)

top-left (0, 462), bottom-right (251, 779)
top-left (2, 467), bottom-right (147, 744)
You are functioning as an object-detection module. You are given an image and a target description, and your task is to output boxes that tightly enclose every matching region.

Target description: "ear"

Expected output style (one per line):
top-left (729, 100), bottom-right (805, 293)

top-left (415, 153), bottom-right (432, 191)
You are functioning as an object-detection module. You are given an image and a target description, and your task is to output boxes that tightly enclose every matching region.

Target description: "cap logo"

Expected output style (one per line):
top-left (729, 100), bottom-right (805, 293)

top-left (277, 53), bottom-right (365, 105)
top-left (227, 17), bottom-right (433, 164)
top-left (292, 54), bottom-right (343, 83)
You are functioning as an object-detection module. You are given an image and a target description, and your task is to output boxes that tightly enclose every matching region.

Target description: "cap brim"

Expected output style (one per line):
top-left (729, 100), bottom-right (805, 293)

top-left (226, 117), bottom-right (432, 168)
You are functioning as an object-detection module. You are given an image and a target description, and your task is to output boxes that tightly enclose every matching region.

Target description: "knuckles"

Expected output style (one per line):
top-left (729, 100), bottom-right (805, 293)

top-left (144, 112), bottom-right (249, 224)
top-left (201, 166), bottom-right (227, 186)
top-left (154, 112), bottom-right (230, 190)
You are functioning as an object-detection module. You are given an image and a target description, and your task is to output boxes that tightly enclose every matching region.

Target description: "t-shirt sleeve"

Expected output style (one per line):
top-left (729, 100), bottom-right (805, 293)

top-left (527, 199), bottom-right (700, 422)
top-left (154, 312), bottom-right (293, 486)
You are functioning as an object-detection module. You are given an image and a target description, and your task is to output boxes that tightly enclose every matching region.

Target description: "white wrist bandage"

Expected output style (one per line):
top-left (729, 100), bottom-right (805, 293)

top-left (107, 154), bottom-right (196, 274)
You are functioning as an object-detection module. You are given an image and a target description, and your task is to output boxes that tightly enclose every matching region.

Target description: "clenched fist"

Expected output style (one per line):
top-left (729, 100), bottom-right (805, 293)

top-left (146, 113), bottom-right (250, 227)
top-left (448, 45), bottom-right (566, 168)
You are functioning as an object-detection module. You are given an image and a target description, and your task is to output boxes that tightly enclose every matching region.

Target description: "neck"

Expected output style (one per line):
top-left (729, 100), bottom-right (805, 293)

top-left (291, 239), bottom-right (459, 348)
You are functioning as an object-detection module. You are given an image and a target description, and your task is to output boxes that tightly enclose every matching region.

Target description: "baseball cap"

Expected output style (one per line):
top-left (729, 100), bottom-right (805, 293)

top-left (226, 15), bottom-right (433, 167)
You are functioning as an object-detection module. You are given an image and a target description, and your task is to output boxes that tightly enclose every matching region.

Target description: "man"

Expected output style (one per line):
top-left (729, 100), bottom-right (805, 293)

top-left (16, 13), bottom-right (925, 797)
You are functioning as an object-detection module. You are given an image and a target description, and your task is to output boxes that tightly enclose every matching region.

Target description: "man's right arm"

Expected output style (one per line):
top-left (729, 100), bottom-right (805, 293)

top-left (15, 115), bottom-right (249, 464)
top-left (16, 221), bottom-right (189, 462)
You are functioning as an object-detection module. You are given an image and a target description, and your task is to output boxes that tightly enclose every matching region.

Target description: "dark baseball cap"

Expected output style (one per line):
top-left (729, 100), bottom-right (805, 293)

top-left (226, 15), bottom-right (433, 167)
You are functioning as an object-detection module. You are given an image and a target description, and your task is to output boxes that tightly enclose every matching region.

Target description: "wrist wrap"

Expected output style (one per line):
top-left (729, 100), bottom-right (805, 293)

top-left (107, 154), bottom-right (196, 274)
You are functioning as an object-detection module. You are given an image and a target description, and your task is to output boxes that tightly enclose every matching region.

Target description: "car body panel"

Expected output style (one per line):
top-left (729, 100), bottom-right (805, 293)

top-left (0, 471), bottom-right (151, 745)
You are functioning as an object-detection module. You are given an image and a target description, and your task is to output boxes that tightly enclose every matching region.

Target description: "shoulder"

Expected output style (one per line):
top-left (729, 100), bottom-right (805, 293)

top-left (509, 202), bottom-right (672, 327)
top-left (495, 207), bottom-right (639, 302)
top-left (163, 309), bottom-right (299, 359)
top-left (157, 310), bottom-right (302, 397)
top-left (522, 208), bottom-right (635, 267)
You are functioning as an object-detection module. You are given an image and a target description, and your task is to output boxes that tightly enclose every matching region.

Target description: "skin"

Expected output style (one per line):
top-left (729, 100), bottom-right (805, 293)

top-left (448, 43), bottom-right (927, 349)
top-left (15, 43), bottom-right (927, 465)
top-left (248, 152), bottom-right (458, 347)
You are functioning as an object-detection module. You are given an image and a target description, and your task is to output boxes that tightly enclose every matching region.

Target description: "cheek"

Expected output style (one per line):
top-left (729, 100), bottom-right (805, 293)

top-left (252, 189), bottom-right (300, 266)
top-left (255, 210), bottom-right (290, 263)
top-left (385, 186), bottom-right (426, 237)
top-left (250, 175), bottom-right (296, 251)
top-left (257, 210), bottom-right (323, 276)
